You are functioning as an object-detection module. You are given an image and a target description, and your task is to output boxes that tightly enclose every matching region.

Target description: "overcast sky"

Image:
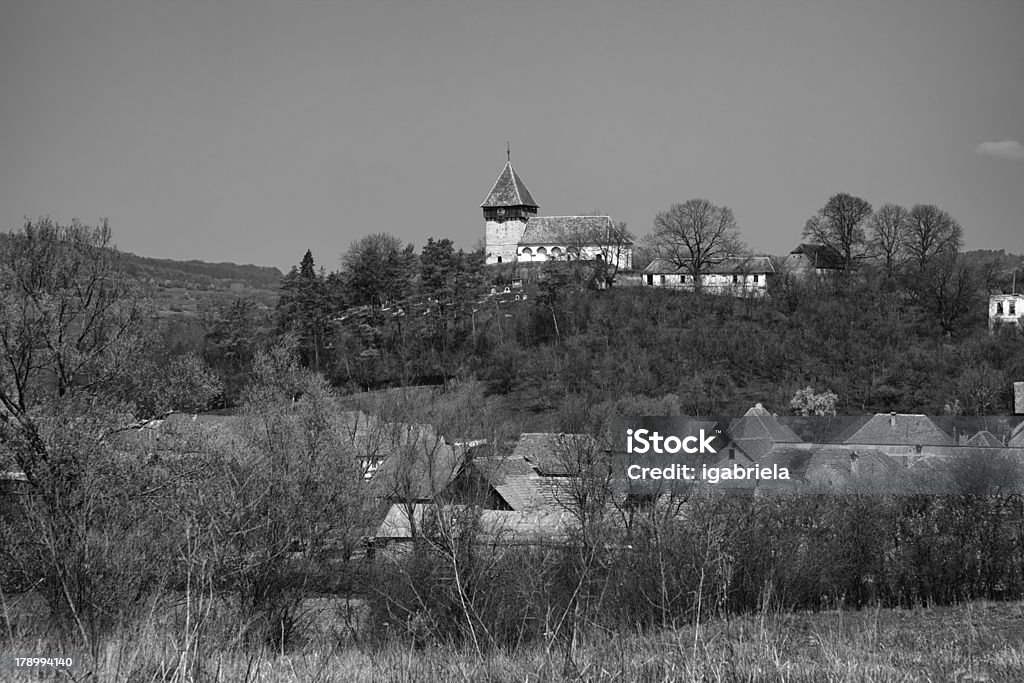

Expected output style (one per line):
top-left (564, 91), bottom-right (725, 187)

top-left (1, 0), bottom-right (1021, 272)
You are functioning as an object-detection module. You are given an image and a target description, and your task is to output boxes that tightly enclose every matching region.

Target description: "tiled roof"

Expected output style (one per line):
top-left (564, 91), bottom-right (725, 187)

top-left (728, 410), bottom-right (802, 444)
top-left (481, 162), bottom-right (538, 208)
top-left (643, 256), bottom-right (775, 275)
top-left (470, 456), bottom-right (557, 511)
top-left (519, 216), bottom-right (627, 246)
top-left (842, 414), bottom-right (955, 447)
top-left (369, 422), bottom-right (461, 500)
top-left (804, 446), bottom-right (908, 491)
top-left (964, 431), bottom-right (1004, 448)
top-left (788, 244), bottom-right (845, 270)
top-left (512, 432), bottom-right (602, 476)
top-left (1009, 422), bottom-right (1024, 448)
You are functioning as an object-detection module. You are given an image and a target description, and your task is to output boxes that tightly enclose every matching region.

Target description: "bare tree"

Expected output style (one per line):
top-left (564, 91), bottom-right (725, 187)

top-left (802, 193), bottom-right (873, 270)
top-left (0, 218), bottom-right (218, 644)
top-left (868, 203), bottom-right (910, 275)
top-left (905, 204), bottom-right (963, 271)
top-left (558, 214), bottom-right (634, 288)
top-left (917, 252), bottom-right (979, 335)
top-left (646, 199), bottom-right (745, 294)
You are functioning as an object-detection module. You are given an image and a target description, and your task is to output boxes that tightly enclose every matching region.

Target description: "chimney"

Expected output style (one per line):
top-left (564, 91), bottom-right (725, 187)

top-left (889, 412), bottom-right (897, 428)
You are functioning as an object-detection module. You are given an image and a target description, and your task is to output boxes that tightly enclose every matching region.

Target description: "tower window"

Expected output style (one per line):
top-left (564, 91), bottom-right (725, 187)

top-left (496, 256), bottom-right (502, 263)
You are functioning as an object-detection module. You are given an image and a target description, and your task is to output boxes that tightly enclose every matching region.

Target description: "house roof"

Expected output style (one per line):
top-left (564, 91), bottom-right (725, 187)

top-left (370, 424), bottom-right (461, 500)
top-left (840, 414), bottom-right (955, 447)
top-left (1009, 422), bottom-right (1024, 448)
top-left (728, 406), bottom-right (803, 444)
top-left (788, 244), bottom-right (846, 270)
top-left (519, 216), bottom-right (629, 246)
top-left (643, 256), bottom-right (775, 275)
top-left (964, 431), bottom-right (1004, 448)
top-left (469, 456), bottom-right (558, 511)
top-left (512, 432), bottom-right (603, 476)
top-left (481, 162), bottom-right (538, 208)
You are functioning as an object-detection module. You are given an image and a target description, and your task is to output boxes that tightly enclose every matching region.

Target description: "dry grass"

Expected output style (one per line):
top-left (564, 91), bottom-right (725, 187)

top-left (4, 598), bottom-right (1024, 681)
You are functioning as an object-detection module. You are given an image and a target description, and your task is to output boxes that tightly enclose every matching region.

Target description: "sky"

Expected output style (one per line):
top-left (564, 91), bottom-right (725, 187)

top-left (1, 0), bottom-right (1022, 273)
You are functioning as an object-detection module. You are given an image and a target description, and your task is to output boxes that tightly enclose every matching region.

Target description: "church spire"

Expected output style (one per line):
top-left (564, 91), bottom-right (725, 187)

top-left (480, 154), bottom-right (539, 209)
top-left (506, 140), bottom-right (510, 163)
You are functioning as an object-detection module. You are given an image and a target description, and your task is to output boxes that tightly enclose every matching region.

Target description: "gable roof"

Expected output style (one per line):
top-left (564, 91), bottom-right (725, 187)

top-left (520, 216), bottom-right (629, 246)
top-left (841, 414), bottom-right (955, 447)
top-left (481, 162), bottom-right (538, 208)
top-left (805, 446), bottom-right (906, 491)
top-left (788, 244), bottom-right (846, 270)
top-left (964, 431), bottom-right (1004, 448)
top-left (643, 257), bottom-right (775, 275)
top-left (369, 422), bottom-right (462, 500)
top-left (512, 432), bottom-right (602, 476)
top-left (729, 406), bottom-right (802, 443)
top-left (1009, 422), bottom-right (1024, 448)
top-left (469, 456), bottom-right (557, 511)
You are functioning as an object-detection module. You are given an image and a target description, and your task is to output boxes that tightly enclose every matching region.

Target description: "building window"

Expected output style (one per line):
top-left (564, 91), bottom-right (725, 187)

top-left (659, 275), bottom-right (665, 284)
top-left (997, 301), bottom-right (1004, 315)
top-left (646, 274), bottom-right (653, 285)
top-left (732, 275), bottom-right (739, 284)
top-left (497, 256), bottom-right (502, 263)
top-left (1011, 301), bottom-right (1018, 316)
top-left (753, 274), bottom-right (759, 283)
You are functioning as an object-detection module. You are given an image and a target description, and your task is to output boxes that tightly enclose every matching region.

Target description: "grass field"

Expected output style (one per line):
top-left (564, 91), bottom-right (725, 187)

top-left (3, 597), bottom-right (1023, 681)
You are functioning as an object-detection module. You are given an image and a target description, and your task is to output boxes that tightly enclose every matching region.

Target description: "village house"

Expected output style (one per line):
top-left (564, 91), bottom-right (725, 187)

top-left (641, 256), bottom-right (775, 298)
top-left (989, 293), bottom-right (1024, 332)
top-left (481, 155), bottom-right (632, 269)
top-left (783, 243), bottom-right (845, 278)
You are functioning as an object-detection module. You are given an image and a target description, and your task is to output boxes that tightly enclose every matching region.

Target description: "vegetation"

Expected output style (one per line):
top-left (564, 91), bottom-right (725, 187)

top-left (2, 201), bottom-right (1024, 680)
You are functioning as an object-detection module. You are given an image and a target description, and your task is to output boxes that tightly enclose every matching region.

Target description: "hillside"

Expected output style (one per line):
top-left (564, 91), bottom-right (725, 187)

top-left (117, 250), bottom-right (283, 290)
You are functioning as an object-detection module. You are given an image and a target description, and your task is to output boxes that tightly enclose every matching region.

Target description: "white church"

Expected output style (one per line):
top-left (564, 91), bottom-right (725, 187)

top-left (481, 156), bottom-right (632, 269)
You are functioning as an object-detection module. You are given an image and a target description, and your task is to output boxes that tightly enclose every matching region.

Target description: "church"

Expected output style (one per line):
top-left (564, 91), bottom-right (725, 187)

top-left (481, 155), bottom-right (632, 269)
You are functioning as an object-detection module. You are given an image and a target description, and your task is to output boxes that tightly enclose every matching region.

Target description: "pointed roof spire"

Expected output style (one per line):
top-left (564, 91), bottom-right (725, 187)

top-left (481, 153), bottom-right (539, 208)
top-left (507, 140), bottom-right (511, 163)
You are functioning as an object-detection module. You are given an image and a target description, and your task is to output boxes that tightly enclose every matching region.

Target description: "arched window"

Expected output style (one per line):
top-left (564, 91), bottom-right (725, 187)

top-left (536, 247), bottom-right (548, 261)
top-left (521, 247), bottom-right (533, 261)
top-left (551, 247), bottom-right (563, 258)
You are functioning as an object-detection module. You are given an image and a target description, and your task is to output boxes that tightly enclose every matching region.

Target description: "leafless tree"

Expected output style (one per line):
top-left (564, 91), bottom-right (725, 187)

top-left (917, 252), bottom-right (979, 335)
top-left (802, 193), bottom-right (873, 270)
top-left (0, 218), bottom-right (218, 645)
top-left (868, 203), bottom-right (910, 275)
top-left (905, 204), bottom-right (963, 271)
top-left (646, 199), bottom-right (745, 294)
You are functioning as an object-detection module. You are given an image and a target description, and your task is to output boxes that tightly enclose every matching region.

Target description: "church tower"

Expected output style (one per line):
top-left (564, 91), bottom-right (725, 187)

top-left (481, 150), bottom-right (538, 264)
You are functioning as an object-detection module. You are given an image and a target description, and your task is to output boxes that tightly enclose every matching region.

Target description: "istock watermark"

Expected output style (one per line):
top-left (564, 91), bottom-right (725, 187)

top-left (611, 415), bottom-right (1024, 496)
top-left (611, 417), bottom-right (794, 494)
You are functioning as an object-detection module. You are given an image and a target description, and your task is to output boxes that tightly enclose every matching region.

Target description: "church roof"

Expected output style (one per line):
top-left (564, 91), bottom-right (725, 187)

top-left (520, 216), bottom-right (626, 246)
top-left (481, 162), bottom-right (539, 208)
